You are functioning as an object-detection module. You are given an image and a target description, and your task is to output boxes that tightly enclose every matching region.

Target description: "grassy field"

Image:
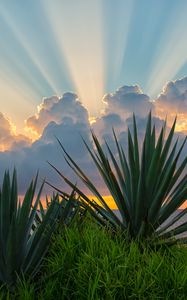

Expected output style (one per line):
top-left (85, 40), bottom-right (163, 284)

top-left (1, 215), bottom-right (187, 300)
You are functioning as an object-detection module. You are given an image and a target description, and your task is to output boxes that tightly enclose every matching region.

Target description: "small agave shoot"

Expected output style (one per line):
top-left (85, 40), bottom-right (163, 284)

top-left (0, 170), bottom-right (60, 289)
top-left (35, 189), bottom-right (85, 227)
top-left (49, 112), bottom-right (187, 245)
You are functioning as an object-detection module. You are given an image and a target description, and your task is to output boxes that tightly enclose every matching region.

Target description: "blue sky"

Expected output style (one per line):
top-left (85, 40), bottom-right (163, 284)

top-left (0, 0), bottom-right (187, 193)
top-left (1, 0), bottom-right (187, 132)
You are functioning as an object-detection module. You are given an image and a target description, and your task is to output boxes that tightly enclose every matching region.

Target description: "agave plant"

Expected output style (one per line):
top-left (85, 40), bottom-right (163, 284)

top-left (0, 170), bottom-right (60, 288)
top-left (35, 189), bottom-right (85, 227)
top-left (49, 112), bottom-right (187, 244)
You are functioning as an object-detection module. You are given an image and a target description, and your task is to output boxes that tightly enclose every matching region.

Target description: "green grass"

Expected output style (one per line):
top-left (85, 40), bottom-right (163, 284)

top-left (1, 216), bottom-right (187, 299)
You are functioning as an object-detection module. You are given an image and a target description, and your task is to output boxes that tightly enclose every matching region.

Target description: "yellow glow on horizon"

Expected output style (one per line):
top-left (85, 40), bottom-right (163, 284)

top-left (20, 194), bottom-right (187, 211)
top-left (88, 196), bottom-right (187, 210)
top-left (88, 195), bottom-right (118, 210)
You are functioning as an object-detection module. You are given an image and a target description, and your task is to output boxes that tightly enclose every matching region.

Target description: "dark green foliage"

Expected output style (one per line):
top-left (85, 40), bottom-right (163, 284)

top-left (0, 170), bottom-right (59, 288)
top-left (50, 112), bottom-right (187, 244)
top-left (36, 188), bottom-right (86, 227)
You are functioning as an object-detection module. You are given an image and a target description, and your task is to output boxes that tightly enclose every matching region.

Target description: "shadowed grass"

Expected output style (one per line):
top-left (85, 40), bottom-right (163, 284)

top-left (2, 216), bottom-right (187, 299)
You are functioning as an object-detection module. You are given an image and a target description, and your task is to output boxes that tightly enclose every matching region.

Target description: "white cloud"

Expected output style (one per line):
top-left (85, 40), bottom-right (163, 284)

top-left (155, 76), bottom-right (187, 132)
top-left (0, 81), bottom-right (186, 195)
top-left (103, 85), bottom-right (154, 119)
top-left (0, 112), bottom-right (30, 151)
top-left (25, 92), bottom-right (89, 135)
top-left (156, 77), bottom-right (187, 113)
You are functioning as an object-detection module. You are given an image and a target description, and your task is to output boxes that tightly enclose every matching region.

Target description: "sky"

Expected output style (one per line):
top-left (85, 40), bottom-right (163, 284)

top-left (0, 0), bottom-right (187, 195)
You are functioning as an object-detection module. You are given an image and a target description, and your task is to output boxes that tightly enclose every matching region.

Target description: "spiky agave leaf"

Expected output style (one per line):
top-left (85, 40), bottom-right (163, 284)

top-left (43, 183), bottom-right (86, 226)
top-left (0, 170), bottom-right (60, 288)
top-left (49, 113), bottom-right (187, 244)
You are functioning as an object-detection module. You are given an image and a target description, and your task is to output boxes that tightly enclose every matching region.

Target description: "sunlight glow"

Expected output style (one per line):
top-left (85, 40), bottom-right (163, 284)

top-left (24, 125), bottom-right (41, 142)
top-left (103, 0), bottom-right (134, 88)
top-left (1, 0), bottom-right (187, 138)
top-left (0, 76), bottom-right (36, 133)
top-left (88, 195), bottom-right (118, 210)
top-left (91, 196), bottom-right (187, 210)
top-left (175, 120), bottom-right (187, 133)
top-left (89, 116), bottom-right (97, 125)
top-left (155, 105), bottom-right (187, 134)
top-left (43, 0), bottom-right (105, 116)
top-left (0, 113), bottom-right (26, 151)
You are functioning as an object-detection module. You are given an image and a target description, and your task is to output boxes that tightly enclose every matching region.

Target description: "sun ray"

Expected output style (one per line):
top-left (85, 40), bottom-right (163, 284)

top-left (0, 4), bottom-right (59, 95)
top-left (146, 1), bottom-right (187, 97)
top-left (43, 0), bottom-right (105, 117)
top-left (102, 0), bottom-right (134, 89)
top-left (0, 73), bottom-right (38, 130)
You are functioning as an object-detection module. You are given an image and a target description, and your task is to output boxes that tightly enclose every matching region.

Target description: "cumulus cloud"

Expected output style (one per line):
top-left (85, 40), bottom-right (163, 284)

top-left (0, 112), bottom-right (30, 151)
top-left (155, 76), bottom-right (187, 132)
top-left (26, 92), bottom-right (89, 135)
top-left (0, 81), bottom-right (186, 197)
top-left (0, 93), bottom-right (95, 195)
top-left (92, 84), bottom-right (154, 139)
top-left (157, 77), bottom-right (187, 112)
top-left (102, 85), bottom-right (154, 119)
